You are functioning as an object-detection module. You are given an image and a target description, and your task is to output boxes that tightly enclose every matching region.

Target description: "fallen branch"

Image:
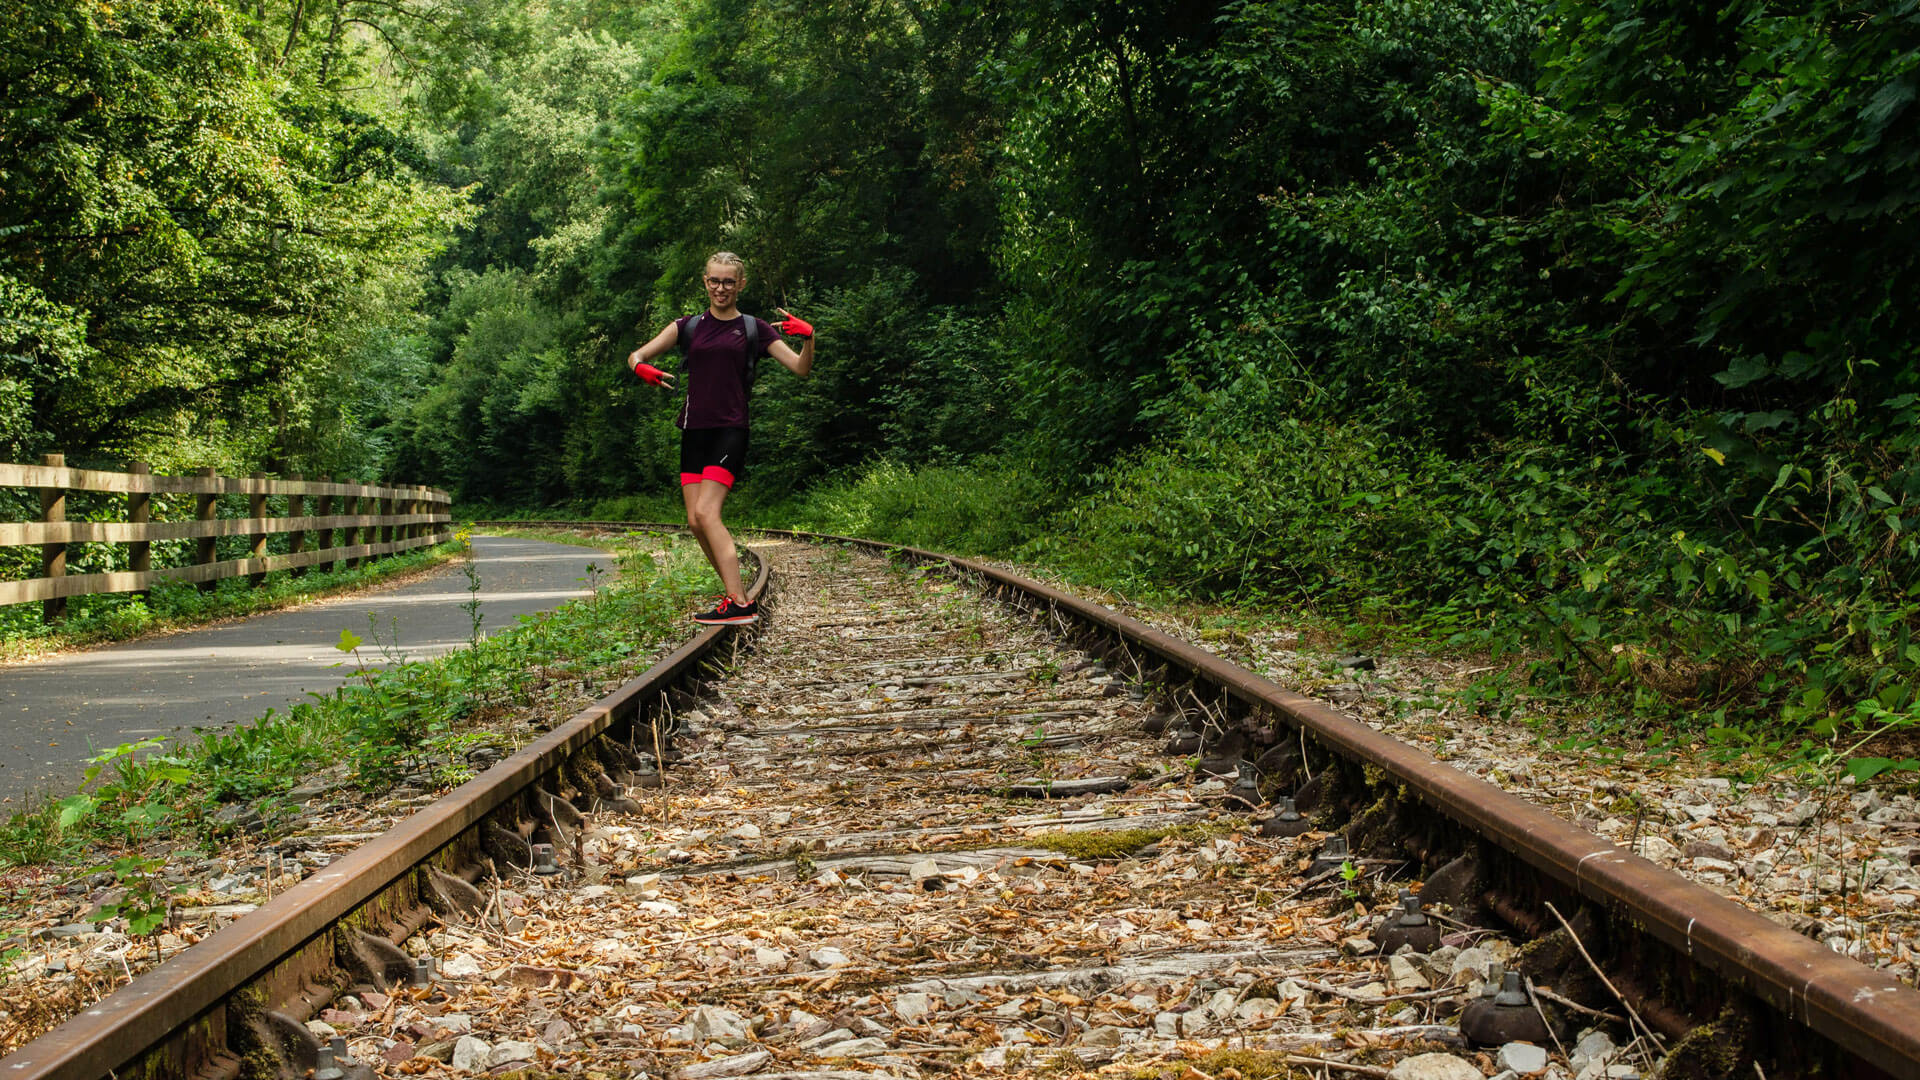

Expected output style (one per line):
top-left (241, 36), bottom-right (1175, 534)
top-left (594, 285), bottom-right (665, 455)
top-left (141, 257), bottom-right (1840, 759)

top-left (1534, 984), bottom-right (1626, 1024)
top-left (995, 776), bottom-right (1132, 799)
top-left (1544, 902), bottom-right (1666, 1070)
top-left (1295, 978), bottom-right (1457, 1004)
top-left (1280, 1054), bottom-right (1391, 1077)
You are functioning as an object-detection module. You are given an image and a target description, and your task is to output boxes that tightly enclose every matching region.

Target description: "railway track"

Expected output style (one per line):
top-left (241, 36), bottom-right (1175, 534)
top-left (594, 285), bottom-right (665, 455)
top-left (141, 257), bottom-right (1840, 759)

top-left (4, 526), bottom-right (1918, 1080)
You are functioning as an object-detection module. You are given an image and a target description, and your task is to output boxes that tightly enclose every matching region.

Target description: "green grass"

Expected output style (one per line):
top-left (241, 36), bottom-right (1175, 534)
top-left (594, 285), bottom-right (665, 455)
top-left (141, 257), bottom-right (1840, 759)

top-left (0, 531), bottom-right (715, 869)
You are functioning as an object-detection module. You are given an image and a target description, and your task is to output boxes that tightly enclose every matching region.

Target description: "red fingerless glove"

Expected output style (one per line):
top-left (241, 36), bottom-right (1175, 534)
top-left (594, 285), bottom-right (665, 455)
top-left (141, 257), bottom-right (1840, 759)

top-left (775, 313), bottom-right (813, 339)
top-left (633, 362), bottom-right (668, 386)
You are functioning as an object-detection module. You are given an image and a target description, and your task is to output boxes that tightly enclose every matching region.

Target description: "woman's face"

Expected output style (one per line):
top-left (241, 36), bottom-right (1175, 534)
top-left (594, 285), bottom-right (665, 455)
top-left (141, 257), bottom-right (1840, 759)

top-left (704, 261), bottom-right (743, 308)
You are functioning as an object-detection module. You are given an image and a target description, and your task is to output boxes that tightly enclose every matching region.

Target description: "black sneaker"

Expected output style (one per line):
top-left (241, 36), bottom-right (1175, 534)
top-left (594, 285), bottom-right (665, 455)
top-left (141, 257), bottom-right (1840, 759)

top-left (692, 596), bottom-right (759, 625)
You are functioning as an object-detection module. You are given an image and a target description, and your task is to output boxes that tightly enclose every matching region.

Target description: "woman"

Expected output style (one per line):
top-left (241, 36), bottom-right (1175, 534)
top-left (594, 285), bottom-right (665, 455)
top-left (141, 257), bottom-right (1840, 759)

top-left (627, 252), bottom-right (814, 625)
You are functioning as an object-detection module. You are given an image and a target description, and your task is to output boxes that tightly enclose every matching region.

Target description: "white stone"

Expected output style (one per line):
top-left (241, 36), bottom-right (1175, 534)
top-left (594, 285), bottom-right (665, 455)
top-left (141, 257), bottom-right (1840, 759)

top-left (487, 1041), bottom-right (537, 1068)
top-left (1129, 994), bottom-right (1158, 1013)
top-left (1637, 836), bottom-right (1681, 862)
top-left (440, 953), bottom-right (483, 979)
top-left (450, 1035), bottom-right (491, 1072)
top-left (304, 1021), bottom-right (337, 1039)
top-left (638, 900), bottom-right (683, 916)
top-left (1498, 1042), bottom-right (1550, 1075)
top-left (894, 992), bottom-right (934, 1022)
top-left (1080, 1025), bottom-right (1126, 1047)
top-left (907, 858), bottom-right (942, 882)
top-left (678, 1005), bottom-right (753, 1043)
top-left (754, 947), bottom-right (790, 969)
top-left (799, 1028), bottom-right (855, 1050)
top-left (1449, 947), bottom-right (1496, 985)
top-left (1389, 953), bottom-right (1432, 989)
top-left (729, 823), bottom-right (762, 841)
top-left (1204, 987), bottom-right (1241, 1020)
top-left (1389, 1053), bottom-right (1485, 1080)
top-left (672, 1049), bottom-right (773, 1080)
top-left (1153, 1011), bottom-right (1184, 1037)
top-left (1236, 997), bottom-right (1284, 1022)
top-left (809, 946), bottom-right (851, 968)
top-left (1348, 982), bottom-right (1388, 1001)
top-left (1570, 1030), bottom-right (1615, 1074)
top-left (815, 1037), bottom-right (889, 1058)
top-left (436, 1014), bottom-right (474, 1035)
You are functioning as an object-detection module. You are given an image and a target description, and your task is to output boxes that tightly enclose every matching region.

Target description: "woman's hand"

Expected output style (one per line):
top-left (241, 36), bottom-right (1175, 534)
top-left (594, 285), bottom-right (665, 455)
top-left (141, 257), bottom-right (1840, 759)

top-left (629, 352), bottom-right (675, 388)
top-left (773, 308), bottom-right (813, 339)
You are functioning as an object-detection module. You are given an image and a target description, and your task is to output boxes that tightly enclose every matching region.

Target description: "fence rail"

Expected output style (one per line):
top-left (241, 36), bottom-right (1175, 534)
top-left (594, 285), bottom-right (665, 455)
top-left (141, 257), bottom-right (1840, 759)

top-left (1, 455), bottom-right (453, 620)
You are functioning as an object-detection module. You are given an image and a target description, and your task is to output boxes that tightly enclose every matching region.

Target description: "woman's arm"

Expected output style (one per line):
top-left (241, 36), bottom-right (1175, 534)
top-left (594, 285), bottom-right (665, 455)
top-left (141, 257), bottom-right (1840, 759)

top-left (626, 323), bottom-right (681, 386)
top-left (769, 308), bottom-right (814, 377)
top-left (769, 336), bottom-right (813, 378)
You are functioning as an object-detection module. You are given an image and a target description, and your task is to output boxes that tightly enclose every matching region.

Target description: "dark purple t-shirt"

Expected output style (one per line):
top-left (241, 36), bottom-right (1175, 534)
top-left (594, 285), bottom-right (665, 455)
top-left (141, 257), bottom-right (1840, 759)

top-left (674, 312), bottom-right (775, 430)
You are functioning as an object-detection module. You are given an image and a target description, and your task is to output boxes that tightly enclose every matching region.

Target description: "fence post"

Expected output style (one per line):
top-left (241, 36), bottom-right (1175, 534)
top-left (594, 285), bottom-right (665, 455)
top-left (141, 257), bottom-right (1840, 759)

top-left (317, 475), bottom-right (335, 572)
top-left (248, 471), bottom-right (268, 587)
top-left (288, 474), bottom-right (306, 577)
top-left (344, 481), bottom-right (362, 569)
top-left (39, 453), bottom-right (66, 624)
top-left (195, 466), bottom-right (219, 592)
top-left (127, 461), bottom-right (151, 602)
top-left (380, 484), bottom-right (395, 552)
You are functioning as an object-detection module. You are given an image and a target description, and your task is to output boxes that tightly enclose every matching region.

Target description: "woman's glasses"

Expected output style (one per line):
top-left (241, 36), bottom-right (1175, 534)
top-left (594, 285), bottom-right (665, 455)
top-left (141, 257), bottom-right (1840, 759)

top-left (704, 276), bottom-right (739, 288)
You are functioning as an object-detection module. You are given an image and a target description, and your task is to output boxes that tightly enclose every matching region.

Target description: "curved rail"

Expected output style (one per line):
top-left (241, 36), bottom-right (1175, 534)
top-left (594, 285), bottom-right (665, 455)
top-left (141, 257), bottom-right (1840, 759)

top-left (479, 521), bottom-right (1920, 1079)
top-left (0, 545), bottom-right (768, 1080)
top-left (7, 519), bottom-right (1918, 1079)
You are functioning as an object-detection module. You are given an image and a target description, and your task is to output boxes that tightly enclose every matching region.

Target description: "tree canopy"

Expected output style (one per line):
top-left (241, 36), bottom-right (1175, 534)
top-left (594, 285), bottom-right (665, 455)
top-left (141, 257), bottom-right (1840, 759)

top-left (5, 0), bottom-right (1918, 732)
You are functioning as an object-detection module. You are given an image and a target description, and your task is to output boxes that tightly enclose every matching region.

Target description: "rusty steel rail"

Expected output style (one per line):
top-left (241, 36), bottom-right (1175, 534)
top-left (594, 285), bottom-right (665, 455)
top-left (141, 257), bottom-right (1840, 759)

top-left (477, 521), bottom-right (1920, 1079)
top-left (11, 519), bottom-right (1920, 1079)
top-left (0, 547), bottom-right (767, 1080)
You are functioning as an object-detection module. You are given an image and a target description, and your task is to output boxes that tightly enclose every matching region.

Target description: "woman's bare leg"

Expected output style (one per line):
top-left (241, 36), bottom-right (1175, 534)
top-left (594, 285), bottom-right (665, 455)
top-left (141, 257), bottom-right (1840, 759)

top-left (684, 480), bottom-right (746, 602)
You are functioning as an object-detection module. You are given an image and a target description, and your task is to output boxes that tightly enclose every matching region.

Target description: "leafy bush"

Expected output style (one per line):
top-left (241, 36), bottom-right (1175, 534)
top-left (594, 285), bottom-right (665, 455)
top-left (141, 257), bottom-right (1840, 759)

top-left (765, 457), bottom-right (1054, 556)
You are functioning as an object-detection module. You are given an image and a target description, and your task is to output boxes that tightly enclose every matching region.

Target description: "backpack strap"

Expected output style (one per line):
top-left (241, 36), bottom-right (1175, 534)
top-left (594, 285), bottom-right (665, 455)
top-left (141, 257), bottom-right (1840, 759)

top-left (678, 312), bottom-right (757, 355)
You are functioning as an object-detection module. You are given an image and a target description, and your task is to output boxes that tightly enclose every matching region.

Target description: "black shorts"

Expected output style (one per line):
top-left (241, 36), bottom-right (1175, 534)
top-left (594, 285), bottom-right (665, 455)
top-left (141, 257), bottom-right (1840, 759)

top-left (679, 426), bottom-right (749, 487)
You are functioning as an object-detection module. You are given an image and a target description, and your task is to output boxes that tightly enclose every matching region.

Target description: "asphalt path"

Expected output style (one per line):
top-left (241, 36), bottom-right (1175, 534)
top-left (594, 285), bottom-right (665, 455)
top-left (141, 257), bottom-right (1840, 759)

top-left (0, 535), bottom-right (614, 805)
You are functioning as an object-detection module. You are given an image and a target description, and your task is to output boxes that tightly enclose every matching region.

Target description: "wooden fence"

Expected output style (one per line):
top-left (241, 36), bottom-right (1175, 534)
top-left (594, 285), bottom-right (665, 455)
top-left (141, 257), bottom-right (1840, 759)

top-left (1, 454), bottom-right (454, 622)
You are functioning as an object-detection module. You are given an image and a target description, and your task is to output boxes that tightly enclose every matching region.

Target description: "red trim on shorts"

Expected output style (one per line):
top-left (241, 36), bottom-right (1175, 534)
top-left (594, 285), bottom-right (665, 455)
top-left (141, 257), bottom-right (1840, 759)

top-left (701, 465), bottom-right (736, 488)
top-left (679, 472), bottom-right (703, 487)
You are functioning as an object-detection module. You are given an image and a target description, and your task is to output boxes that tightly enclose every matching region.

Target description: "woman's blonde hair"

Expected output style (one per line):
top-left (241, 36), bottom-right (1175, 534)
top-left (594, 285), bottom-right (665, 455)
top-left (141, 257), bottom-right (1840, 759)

top-left (706, 251), bottom-right (746, 278)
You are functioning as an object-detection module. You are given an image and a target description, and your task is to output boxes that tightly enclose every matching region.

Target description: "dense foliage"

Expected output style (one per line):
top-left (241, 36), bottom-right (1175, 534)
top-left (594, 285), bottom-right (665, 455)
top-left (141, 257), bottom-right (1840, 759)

top-left (1, 0), bottom-right (472, 474)
top-left (6, 0), bottom-right (1918, 740)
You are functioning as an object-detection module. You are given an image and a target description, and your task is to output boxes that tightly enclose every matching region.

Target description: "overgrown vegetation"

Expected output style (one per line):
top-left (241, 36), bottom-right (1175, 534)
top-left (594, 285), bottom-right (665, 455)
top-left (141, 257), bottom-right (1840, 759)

top-left (0, 533), bottom-right (711, 870)
top-left (7, 0), bottom-right (1917, 763)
